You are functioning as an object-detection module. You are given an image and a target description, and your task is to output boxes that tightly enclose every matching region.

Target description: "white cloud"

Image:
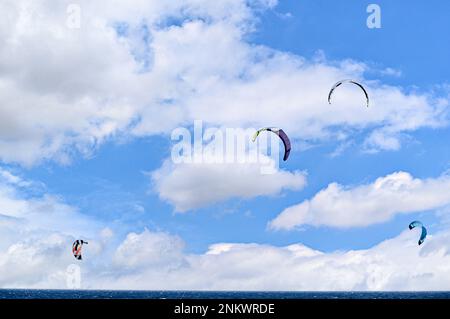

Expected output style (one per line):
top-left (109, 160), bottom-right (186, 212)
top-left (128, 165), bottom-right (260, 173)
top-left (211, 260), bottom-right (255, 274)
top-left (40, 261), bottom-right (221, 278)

top-left (113, 229), bottom-right (185, 269)
top-left (1, 169), bottom-right (450, 291)
top-left (0, 167), bottom-right (34, 188)
top-left (0, 0), bottom-right (279, 165)
top-left (0, 167), bottom-right (108, 288)
top-left (0, 168), bottom-right (102, 249)
top-left (151, 154), bottom-right (307, 212)
top-left (0, 0), bottom-right (448, 165)
top-left (0, 233), bottom-right (74, 288)
top-left (364, 130), bottom-right (401, 152)
top-left (269, 171), bottom-right (450, 231)
top-left (58, 228), bottom-right (450, 290)
top-left (2, 226), bottom-right (450, 291)
top-left (380, 67), bottom-right (402, 77)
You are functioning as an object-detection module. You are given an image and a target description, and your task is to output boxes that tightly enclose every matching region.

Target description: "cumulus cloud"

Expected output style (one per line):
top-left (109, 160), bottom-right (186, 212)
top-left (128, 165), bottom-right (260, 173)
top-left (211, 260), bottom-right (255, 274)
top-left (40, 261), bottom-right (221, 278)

top-left (269, 171), bottom-right (450, 231)
top-left (0, 168), bottom-right (102, 249)
top-left (151, 153), bottom-right (306, 212)
top-left (113, 229), bottom-right (185, 269)
top-left (0, 233), bottom-right (75, 288)
top-left (80, 228), bottom-right (450, 291)
top-left (364, 130), bottom-right (402, 152)
top-left (0, 167), bottom-right (108, 288)
top-left (0, 188), bottom-right (101, 240)
top-left (0, 0), bottom-right (448, 165)
top-left (5, 227), bottom-right (449, 291)
top-left (1, 169), bottom-right (450, 291)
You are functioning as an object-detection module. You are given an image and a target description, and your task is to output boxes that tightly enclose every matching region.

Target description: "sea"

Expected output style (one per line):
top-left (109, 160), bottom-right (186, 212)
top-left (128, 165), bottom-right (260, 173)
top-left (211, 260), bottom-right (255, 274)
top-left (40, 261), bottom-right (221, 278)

top-left (0, 290), bottom-right (449, 299)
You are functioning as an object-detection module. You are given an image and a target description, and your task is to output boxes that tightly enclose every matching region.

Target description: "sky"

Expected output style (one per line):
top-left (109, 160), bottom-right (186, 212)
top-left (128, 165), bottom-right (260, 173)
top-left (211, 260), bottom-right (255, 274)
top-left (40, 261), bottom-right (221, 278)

top-left (0, 0), bottom-right (450, 290)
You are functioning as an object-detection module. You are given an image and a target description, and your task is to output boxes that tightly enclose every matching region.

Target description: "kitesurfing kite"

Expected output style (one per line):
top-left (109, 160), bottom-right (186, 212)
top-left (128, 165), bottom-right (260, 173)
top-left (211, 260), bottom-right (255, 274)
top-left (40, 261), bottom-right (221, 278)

top-left (409, 221), bottom-right (427, 245)
top-left (252, 127), bottom-right (291, 161)
top-left (72, 239), bottom-right (88, 260)
top-left (328, 79), bottom-right (369, 107)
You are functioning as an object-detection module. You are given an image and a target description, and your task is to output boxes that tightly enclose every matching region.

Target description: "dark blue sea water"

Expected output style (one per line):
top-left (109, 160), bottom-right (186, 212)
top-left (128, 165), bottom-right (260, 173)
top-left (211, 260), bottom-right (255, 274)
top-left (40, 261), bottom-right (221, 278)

top-left (0, 290), bottom-right (449, 299)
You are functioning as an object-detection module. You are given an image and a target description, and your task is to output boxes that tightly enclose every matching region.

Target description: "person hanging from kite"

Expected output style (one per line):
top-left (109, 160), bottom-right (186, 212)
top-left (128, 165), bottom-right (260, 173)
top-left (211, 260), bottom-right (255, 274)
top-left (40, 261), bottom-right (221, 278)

top-left (409, 221), bottom-right (427, 246)
top-left (72, 239), bottom-right (88, 260)
top-left (252, 127), bottom-right (291, 161)
top-left (328, 79), bottom-right (369, 107)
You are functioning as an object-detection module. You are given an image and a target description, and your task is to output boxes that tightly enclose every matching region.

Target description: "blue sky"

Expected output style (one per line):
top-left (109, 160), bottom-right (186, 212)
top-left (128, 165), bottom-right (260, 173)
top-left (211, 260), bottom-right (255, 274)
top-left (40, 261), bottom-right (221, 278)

top-left (15, 1), bottom-right (450, 252)
top-left (19, 0), bottom-right (450, 253)
top-left (255, 0), bottom-right (450, 87)
top-left (1, 0), bottom-right (450, 289)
